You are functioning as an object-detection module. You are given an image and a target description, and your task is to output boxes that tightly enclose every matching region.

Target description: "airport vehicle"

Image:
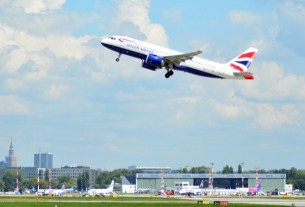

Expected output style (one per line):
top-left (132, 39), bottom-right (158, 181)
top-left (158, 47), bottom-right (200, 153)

top-left (101, 35), bottom-right (258, 79)
top-left (87, 180), bottom-right (114, 197)
top-left (136, 188), bottom-right (151, 194)
top-left (236, 180), bottom-right (262, 196)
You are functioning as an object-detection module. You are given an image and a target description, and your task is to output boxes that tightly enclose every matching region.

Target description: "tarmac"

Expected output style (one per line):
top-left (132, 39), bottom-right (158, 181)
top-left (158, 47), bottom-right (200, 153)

top-left (192, 197), bottom-right (305, 206)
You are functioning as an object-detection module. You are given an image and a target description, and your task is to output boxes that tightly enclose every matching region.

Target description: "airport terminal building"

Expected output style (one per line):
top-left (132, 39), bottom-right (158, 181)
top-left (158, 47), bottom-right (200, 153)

top-left (123, 173), bottom-right (286, 193)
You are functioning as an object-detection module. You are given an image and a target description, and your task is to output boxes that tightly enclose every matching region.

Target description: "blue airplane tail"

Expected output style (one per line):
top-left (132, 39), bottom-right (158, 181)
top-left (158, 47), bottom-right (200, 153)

top-left (256, 181), bottom-right (262, 190)
top-left (199, 180), bottom-right (204, 189)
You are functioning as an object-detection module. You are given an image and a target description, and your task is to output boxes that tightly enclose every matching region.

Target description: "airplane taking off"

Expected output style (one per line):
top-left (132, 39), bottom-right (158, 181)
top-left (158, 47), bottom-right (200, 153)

top-left (101, 35), bottom-right (258, 79)
top-left (88, 180), bottom-right (114, 197)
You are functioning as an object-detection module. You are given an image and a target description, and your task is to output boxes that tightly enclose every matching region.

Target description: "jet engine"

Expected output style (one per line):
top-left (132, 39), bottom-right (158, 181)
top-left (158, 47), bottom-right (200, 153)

top-left (146, 54), bottom-right (164, 67)
top-left (142, 60), bottom-right (157, 71)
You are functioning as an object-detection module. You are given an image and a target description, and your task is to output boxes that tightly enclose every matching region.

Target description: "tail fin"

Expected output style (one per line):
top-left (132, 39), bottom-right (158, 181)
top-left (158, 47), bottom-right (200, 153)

top-left (108, 180), bottom-right (114, 191)
top-left (256, 180), bottom-right (262, 190)
top-left (61, 184), bottom-right (65, 190)
top-left (199, 180), bottom-right (204, 189)
top-left (228, 47), bottom-right (258, 72)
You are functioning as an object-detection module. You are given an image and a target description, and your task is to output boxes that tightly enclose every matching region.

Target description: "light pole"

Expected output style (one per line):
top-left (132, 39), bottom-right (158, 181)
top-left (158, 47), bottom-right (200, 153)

top-left (241, 162), bottom-right (244, 188)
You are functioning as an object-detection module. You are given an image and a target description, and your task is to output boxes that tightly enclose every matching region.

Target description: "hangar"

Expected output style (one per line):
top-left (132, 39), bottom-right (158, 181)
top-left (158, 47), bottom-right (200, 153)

top-left (122, 173), bottom-right (286, 193)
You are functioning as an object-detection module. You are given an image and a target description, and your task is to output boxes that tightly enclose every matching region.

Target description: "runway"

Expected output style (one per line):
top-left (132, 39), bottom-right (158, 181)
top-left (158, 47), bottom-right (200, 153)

top-left (191, 197), bottom-right (305, 206)
top-left (1, 194), bottom-right (305, 206)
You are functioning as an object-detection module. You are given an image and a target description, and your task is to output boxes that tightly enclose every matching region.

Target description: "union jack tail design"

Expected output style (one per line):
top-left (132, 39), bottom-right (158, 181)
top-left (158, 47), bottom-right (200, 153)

top-left (228, 47), bottom-right (258, 72)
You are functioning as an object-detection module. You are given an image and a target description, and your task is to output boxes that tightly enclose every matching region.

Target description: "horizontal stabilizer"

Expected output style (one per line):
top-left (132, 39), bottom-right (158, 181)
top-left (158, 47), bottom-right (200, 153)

top-left (234, 72), bottom-right (254, 80)
top-left (233, 72), bottom-right (253, 77)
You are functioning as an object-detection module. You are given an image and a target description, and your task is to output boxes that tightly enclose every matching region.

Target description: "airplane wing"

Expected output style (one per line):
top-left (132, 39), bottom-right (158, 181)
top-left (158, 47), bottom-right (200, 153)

top-left (163, 50), bottom-right (202, 66)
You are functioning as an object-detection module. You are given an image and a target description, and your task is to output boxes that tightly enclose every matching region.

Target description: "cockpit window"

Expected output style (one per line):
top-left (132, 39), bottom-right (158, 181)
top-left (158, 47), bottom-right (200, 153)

top-left (109, 36), bottom-right (116, 40)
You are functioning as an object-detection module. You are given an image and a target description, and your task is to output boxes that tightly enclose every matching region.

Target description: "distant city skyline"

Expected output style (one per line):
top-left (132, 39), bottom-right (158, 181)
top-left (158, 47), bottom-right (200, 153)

top-left (0, 139), bottom-right (302, 173)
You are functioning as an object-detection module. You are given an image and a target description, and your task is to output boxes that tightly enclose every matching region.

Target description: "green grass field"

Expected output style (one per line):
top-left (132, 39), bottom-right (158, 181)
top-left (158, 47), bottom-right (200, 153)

top-left (0, 203), bottom-right (273, 207)
top-left (0, 196), bottom-right (289, 207)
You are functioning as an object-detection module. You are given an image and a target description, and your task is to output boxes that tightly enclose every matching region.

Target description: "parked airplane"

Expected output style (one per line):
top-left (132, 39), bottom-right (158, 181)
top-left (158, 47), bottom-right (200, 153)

top-left (43, 185), bottom-right (65, 196)
top-left (88, 180), bottom-right (114, 197)
top-left (179, 186), bottom-right (204, 196)
top-left (236, 180), bottom-right (262, 196)
top-left (44, 185), bottom-right (76, 196)
top-left (178, 180), bottom-right (205, 195)
top-left (101, 35), bottom-right (258, 79)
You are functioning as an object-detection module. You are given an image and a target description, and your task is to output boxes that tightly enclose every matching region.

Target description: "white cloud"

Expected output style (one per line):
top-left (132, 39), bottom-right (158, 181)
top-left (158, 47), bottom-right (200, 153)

top-left (236, 61), bottom-right (305, 101)
top-left (279, 1), bottom-right (305, 24)
top-left (114, 0), bottom-right (168, 47)
top-left (229, 11), bottom-right (262, 26)
top-left (0, 24), bottom-right (102, 86)
top-left (1, 46), bottom-right (26, 74)
top-left (4, 78), bottom-right (25, 91)
top-left (45, 84), bottom-right (68, 99)
top-left (208, 94), bottom-right (304, 129)
top-left (211, 100), bottom-right (245, 120)
top-left (12, 0), bottom-right (66, 14)
top-left (276, 1), bottom-right (305, 54)
top-left (174, 96), bottom-right (200, 104)
top-left (24, 68), bottom-right (47, 81)
top-left (256, 103), bottom-right (299, 129)
top-left (0, 95), bottom-right (28, 115)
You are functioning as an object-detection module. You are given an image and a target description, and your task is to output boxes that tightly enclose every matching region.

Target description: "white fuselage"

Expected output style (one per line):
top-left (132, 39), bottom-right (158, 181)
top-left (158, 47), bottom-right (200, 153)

top-left (101, 36), bottom-right (252, 79)
top-left (88, 180), bottom-right (114, 197)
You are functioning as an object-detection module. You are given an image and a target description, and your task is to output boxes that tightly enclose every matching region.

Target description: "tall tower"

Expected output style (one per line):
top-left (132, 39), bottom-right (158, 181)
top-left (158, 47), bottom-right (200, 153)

top-left (5, 138), bottom-right (18, 167)
top-left (34, 152), bottom-right (53, 169)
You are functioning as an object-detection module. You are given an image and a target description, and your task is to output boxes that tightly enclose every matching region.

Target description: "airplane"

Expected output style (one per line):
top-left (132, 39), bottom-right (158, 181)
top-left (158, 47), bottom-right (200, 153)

top-left (101, 35), bottom-right (258, 79)
top-left (44, 184), bottom-right (66, 196)
top-left (61, 186), bottom-right (77, 194)
top-left (44, 185), bottom-right (76, 196)
top-left (236, 180), bottom-right (262, 196)
top-left (178, 180), bottom-right (205, 196)
top-left (87, 180), bottom-right (114, 197)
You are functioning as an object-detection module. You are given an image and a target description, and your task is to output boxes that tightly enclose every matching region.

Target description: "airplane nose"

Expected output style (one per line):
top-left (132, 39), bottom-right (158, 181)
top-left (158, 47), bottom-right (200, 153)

top-left (101, 38), bottom-right (113, 49)
top-left (101, 38), bottom-right (107, 46)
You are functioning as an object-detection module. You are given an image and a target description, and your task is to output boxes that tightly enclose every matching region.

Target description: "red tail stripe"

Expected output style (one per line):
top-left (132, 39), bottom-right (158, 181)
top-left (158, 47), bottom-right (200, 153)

top-left (238, 52), bottom-right (256, 59)
top-left (230, 63), bottom-right (244, 72)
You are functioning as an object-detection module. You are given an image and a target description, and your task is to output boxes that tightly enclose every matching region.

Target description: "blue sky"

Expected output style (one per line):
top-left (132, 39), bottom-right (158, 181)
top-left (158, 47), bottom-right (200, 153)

top-left (0, 0), bottom-right (305, 172)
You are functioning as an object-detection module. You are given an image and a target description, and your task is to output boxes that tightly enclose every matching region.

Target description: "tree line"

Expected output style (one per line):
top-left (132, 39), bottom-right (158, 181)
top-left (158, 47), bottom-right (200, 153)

top-left (1, 166), bottom-right (305, 192)
top-left (0, 169), bottom-right (90, 193)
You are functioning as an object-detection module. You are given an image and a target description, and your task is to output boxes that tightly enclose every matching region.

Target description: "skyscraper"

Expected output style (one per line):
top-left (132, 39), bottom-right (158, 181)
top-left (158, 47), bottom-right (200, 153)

top-left (34, 152), bottom-right (53, 169)
top-left (5, 139), bottom-right (18, 167)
